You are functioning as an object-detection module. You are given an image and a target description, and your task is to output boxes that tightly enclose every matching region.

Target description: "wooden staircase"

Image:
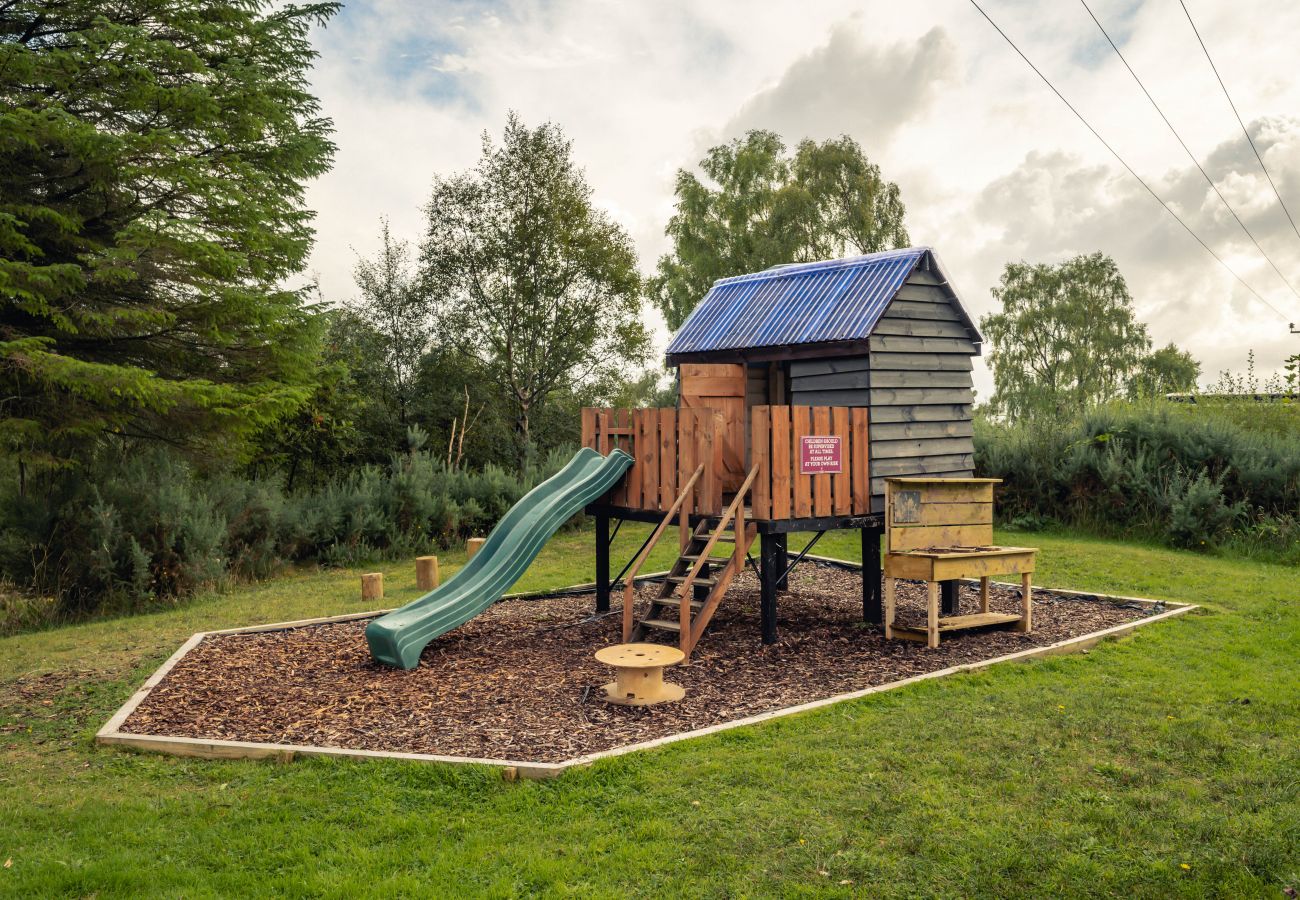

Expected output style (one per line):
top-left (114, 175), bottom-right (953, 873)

top-left (621, 464), bottom-right (760, 659)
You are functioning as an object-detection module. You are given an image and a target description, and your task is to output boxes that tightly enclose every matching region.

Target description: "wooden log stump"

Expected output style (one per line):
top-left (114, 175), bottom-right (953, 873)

top-left (361, 573), bottom-right (383, 602)
top-left (415, 556), bottom-right (439, 591)
top-left (466, 537), bottom-right (486, 560)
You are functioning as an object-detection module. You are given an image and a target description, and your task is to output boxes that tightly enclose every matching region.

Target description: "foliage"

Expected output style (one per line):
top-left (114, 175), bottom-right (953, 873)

top-left (1208, 348), bottom-right (1294, 395)
top-left (651, 130), bottom-right (909, 330)
top-left (422, 113), bottom-right (648, 461)
top-left (975, 400), bottom-right (1299, 561)
top-left (351, 220), bottom-right (433, 427)
top-left (0, 0), bottom-right (337, 470)
top-left (0, 444), bottom-right (575, 618)
top-left (981, 253), bottom-right (1153, 419)
top-left (1128, 343), bottom-right (1201, 398)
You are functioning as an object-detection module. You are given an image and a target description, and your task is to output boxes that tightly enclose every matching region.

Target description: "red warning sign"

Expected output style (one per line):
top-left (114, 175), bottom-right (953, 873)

top-left (799, 435), bottom-right (842, 475)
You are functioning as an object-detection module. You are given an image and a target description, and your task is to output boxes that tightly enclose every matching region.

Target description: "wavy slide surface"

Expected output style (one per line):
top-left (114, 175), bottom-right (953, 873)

top-left (366, 447), bottom-right (634, 669)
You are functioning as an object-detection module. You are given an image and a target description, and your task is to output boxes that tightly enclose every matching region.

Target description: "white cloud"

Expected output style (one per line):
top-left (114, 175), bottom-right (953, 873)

top-left (300, 0), bottom-right (1300, 393)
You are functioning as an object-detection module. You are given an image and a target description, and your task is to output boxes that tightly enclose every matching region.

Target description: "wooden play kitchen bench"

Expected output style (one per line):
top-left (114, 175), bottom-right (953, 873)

top-left (883, 477), bottom-right (1036, 648)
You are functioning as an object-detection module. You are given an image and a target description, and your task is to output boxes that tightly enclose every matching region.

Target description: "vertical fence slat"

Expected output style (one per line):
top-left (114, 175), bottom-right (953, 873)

top-left (642, 410), bottom-right (659, 511)
top-left (793, 406), bottom-right (813, 518)
top-left (851, 407), bottom-right (870, 514)
top-left (658, 408), bottom-right (676, 510)
top-left (812, 406), bottom-right (832, 517)
top-left (771, 407), bottom-right (792, 519)
top-left (628, 409), bottom-right (648, 509)
top-left (678, 409), bottom-right (698, 515)
top-left (581, 408), bottom-right (596, 450)
top-left (752, 405), bottom-right (771, 519)
top-left (598, 409), bottom-right (613, 456)
top-left (832, 406), bottom-right (850, 515)
top-left (707, 413), bottom-right (728, 512)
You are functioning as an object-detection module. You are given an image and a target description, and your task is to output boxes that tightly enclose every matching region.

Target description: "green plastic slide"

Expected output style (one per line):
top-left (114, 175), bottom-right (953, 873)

top-left (365, 447), bottom-right (634, 669)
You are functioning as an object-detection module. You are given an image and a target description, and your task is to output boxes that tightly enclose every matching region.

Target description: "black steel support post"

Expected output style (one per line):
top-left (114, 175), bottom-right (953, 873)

top-left (941, 580), bottom-right (959, 616)
top-left (595, 512), bottom-right (611, 613)
top-left (775, 534), bottom-right (789, 592)
top-left (760, 532), bottom-right (780, 644)
top-left (862, 525), bottom-right (883, 625)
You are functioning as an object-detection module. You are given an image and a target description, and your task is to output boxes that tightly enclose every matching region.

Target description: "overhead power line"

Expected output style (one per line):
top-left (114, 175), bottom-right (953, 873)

top-left (1177, 0), bottom-right (1300, 250)
top-left (966, 0), bottom-right (1291, 322)
top-left (1080, 0), bottom-right (1300, 308)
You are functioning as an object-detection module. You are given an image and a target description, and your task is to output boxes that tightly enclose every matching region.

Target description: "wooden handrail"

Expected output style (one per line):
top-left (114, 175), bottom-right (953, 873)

top-left (676, 463), bottom-right (762, 651)
top-left (621, 464), bottom-right (706, 642)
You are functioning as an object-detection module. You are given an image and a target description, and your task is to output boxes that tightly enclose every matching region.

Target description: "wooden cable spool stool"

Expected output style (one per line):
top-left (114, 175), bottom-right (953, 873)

top-left (594, 643), bottom-right (685, 706)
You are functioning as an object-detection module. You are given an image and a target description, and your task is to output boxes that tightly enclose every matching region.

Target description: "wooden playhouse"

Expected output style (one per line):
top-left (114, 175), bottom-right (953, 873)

top-left (582, 247), bottom-right (992, 656)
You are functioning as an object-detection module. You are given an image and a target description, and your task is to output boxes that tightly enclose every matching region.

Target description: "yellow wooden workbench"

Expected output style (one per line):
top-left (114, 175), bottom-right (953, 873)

top-left (883, 477), bottom-right (1037, 649)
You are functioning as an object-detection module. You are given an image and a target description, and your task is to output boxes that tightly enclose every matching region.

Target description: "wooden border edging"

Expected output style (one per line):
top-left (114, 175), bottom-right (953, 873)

top-left (97, 567), bottom-right (1197, 780)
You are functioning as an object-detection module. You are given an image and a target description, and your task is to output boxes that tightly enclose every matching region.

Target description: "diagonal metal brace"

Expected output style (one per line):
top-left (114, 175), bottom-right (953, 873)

top-left (780, 530), bottom-right (827, 585)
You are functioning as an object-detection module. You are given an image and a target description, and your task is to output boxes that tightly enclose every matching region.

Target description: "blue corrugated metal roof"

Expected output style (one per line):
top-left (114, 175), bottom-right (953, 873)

top-left (666, 247), bottom-right (961, 359)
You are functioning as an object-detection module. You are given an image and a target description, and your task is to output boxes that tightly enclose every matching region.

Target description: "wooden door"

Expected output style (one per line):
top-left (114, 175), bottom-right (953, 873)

top-left (679, 363), bottom-right (746, 491)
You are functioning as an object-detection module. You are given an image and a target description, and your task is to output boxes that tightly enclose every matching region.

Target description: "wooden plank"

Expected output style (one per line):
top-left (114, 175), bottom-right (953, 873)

top-left (868, 370), bottom-right (972, 389)
top-left (871, 472), bottom-right (976, 498)
top-left (658, 408), bottom-right (676, 509)
top-left (581, 408), bottom-right (596, 449)
top-left (906, 270), bottom-right (944, 287)
top-left (851, 407), bottom-right (870, 514)
top-left (870, 420), bottom-right (973, 440)
top-left (678, 409), bottom-right (698, 515)
top-left (864, 404), bottom-right (972, 423)
top-left (931, 551), bottom-right (1036, 581)
top-left (882, 299), bottom-right (963, 321)
top-left (871, 454), bottom-right (975, 477)
top-left (752, 405), bottom-right (771, 519)
top-left (869, 351), bottom-right (973, 372)
top-left (871, 437), bottom-right (975, 459)
top-left (681, 376), bottom-right (748, 396)
top-left (627, 409), bottom-right (649, 508)
top-left (890, 523), bottom-right (994, 552)
top-left (885, 478), bottom-right (994, 502)
top-left (832, 406), bottom-right (850, 515)
top-left (871, 318), bottom-right (974, 339)
top-left (771, 405), bottom-right (791, 519)
top-left (812, 406), bottom-right (832, 517)
top-left (707, 411), bottom-right (725, 514)
top-left (789, 356), bottom-right (872, 378)
top-left (789, 369), bottom-right (871, 391)
top-left (890, 500), bottom-right (991, 526)
top-left (597, 409), bottom-right (613, 455)
top-left (613, 408), bottom-right (629, 507)
top-left (789, 389), bottom-right (872, 407)
top-left (893, 283), bottom-right (950, 303)
top-left (641, 409), bottom-right (659, 510)
top-left (868, 335), bottom-right (976, 354)
top-left (792, 406), bottom-right (813, 517)
top-left (867, 387), bottom-right (976, 406)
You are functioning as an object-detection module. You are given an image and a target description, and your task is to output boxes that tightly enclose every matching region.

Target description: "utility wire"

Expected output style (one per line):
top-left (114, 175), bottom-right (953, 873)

top-left (1177, 0), bottom-right (1300, 250)
top-left (966, 0), bottom-right (1291, 322)
top-left (1080, 0), bottom-right (1300, 308)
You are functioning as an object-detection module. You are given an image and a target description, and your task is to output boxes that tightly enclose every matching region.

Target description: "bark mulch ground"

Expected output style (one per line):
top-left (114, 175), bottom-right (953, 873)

top-left (122, 564), bottom-right (1153, 763)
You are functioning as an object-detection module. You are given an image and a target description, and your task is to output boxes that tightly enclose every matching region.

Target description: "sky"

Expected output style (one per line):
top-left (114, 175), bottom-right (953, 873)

top-left (300, 0), bottom-right (1300, 397)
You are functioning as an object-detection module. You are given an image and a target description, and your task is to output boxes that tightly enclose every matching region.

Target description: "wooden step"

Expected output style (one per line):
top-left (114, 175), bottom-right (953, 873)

top-left (641, 618), bottom-right (681, 632)
top-left (656, 596), bottom-right (704, 610)
top-left (680, 554), bottom-right (735, 564)
top-left (666, 575), bottom-right (718, 587)
top-left (891, 612), bottom-right (1022, 635)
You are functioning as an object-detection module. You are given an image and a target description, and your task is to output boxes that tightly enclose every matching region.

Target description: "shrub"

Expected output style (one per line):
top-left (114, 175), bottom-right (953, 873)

top-left (975, 399), bottom-right (1299, 559)
top-left (0, 445), bottom-right (574, 623)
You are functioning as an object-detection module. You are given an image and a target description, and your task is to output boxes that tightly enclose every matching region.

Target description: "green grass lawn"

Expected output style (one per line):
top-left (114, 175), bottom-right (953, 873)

top-left (1, 526), bottom-right (1297, 897)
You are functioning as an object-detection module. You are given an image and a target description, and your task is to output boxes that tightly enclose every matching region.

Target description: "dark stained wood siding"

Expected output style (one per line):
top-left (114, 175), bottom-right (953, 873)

top-left (787, 270), bottom-right (979, 512)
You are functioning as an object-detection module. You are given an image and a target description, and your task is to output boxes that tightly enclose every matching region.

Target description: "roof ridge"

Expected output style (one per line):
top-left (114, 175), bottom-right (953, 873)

top-left (712, 246), bottom-right (930, 287)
